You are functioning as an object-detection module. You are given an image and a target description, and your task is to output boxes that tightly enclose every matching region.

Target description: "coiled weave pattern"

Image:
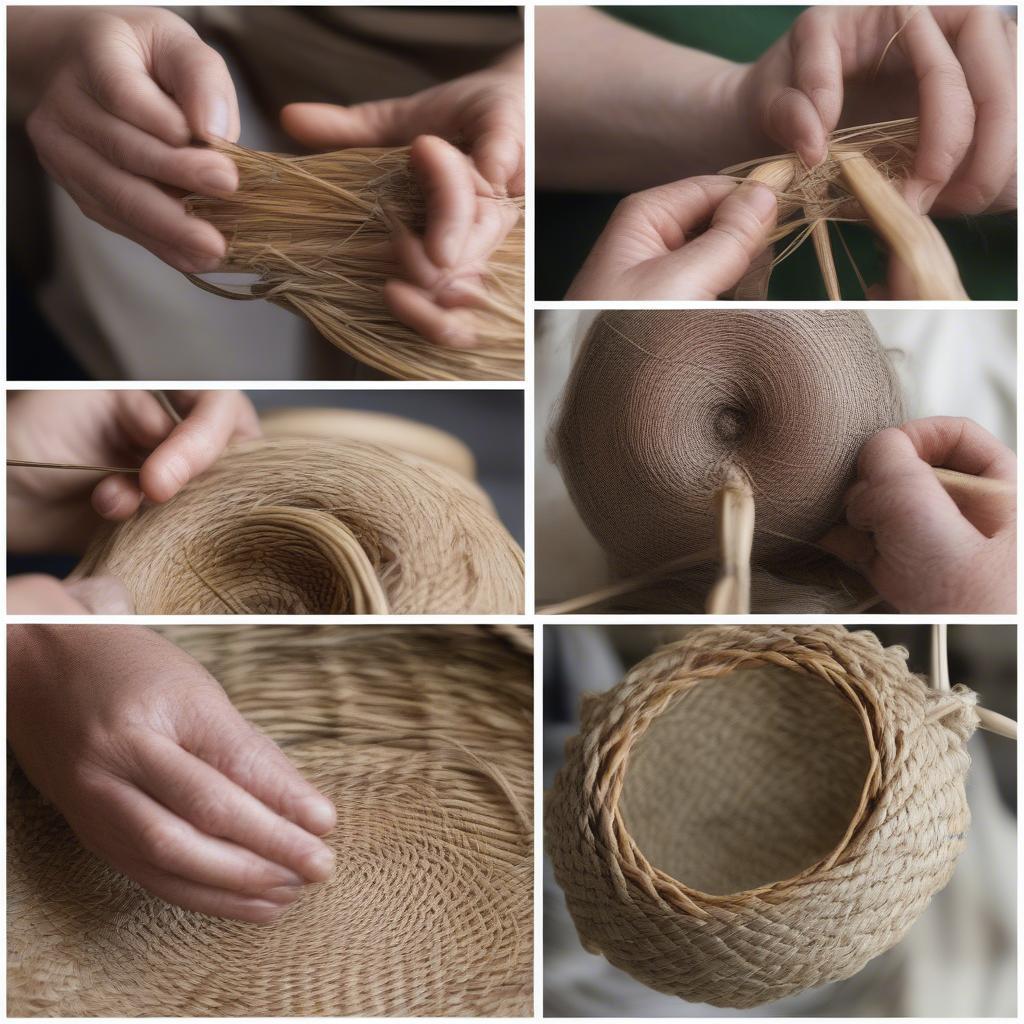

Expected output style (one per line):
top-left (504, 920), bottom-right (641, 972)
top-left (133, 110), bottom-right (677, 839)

top-left (551, 310), bottom-right (904, 610)
top-left (8, 625), bottom-right (533, 1016)
top-left (546, 625), bottom-right (978, 1007)
top-left (71, 437), bottom-right (524, 614)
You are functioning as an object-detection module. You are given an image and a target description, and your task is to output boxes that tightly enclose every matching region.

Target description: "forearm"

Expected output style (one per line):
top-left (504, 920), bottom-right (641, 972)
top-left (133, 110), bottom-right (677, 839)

top-left (536, 7), bottom-right (750, 191)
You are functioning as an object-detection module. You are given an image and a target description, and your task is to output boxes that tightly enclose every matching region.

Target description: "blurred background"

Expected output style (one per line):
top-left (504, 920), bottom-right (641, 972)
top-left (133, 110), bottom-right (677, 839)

top-left (7, 388), bottom-right (523, 581)
top-left (543, 623), bottom-right (1017, 1017)
top-left (535, 309), bottom-right (1017, 607)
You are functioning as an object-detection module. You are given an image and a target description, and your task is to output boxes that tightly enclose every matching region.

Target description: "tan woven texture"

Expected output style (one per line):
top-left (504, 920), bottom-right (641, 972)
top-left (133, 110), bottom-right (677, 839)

top-left (70, 436), bottom-right (524, 614)
top-left (546, 625), bottom-right (978, 1007)
top-left (8, 624), bottom-right (533, 1017)
top-left (551, 310), bottom-right (905, 611)
top-left (186, 144), bottom-right (524, 382)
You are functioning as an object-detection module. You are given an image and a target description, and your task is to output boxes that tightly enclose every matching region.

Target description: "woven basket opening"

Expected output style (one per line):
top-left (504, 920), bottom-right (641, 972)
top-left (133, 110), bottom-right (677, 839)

top-left (620, 665), bottom-right (872, 895)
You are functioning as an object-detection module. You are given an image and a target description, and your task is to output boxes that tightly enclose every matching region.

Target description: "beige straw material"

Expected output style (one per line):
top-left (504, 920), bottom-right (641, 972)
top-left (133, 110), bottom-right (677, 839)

top-left (185, 143), bottom-right (524, 382)
top-left (8, 624), bottom-right (534, 1017)
top-left (550, 309), bottom-right (904, 611)
top-left (259, 406), bottom-right (477, 479)
top-left (72, 436), bottom-right (524, 614)
top-left (546, 625), bottom-right (979, 1008)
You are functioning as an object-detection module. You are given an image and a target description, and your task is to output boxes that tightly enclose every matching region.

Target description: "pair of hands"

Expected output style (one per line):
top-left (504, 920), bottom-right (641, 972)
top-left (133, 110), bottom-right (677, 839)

top-left (7, 390), bottom-right (258, 612)
top-left (567, 5), bottom-right (1016, 299)
top-left (17, 6), bottom-right (523, 347)
top-left (8, 624), bottom-right (336, 923)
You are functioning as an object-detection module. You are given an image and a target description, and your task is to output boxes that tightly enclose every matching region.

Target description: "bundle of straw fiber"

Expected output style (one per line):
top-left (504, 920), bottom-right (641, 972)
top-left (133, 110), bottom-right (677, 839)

top-left (72, 432), bottom-right (523, 614)
top-left (8, 624), bottom-right (533, 1016)
top-left (550, 309), bottom-right (903, 612)
top-left (186, 143), bottom-right (524, 381)
top-left (724, 118), bottom-right (966, 299)
top-left (546, 624), bottom-right (978, 1007)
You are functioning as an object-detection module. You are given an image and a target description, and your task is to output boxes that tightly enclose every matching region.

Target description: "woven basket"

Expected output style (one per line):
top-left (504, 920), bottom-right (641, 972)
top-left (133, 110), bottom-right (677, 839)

top-left (8, 625), bottom-right (533, 1017)
top-left (546, 625), bottom-right (978, 1007)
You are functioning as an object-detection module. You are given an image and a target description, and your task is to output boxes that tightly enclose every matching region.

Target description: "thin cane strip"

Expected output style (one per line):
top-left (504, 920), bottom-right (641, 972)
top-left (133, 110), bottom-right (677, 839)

top-left (706, 470), bottom-right (755, 614)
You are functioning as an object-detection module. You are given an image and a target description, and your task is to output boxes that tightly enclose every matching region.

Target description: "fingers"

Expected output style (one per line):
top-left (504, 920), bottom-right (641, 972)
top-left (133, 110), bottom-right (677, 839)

top-left (933, 6), bottom-right (1016, 215)
top-left (666, 181), bottom-right (778, 297)
top-left (78, 13), bottom-right (192, 147)
top-left (817, 524), bottom-right (877, 570)
top-left (188, 714), bottom-right (337, 838)
top-left (7, 574), bottom-right (92, 615)
top-left (61, 576), bottom-right (135, 614)
top-left (788, 8), bottom-right (844, 137)
top-left (900, 416), bottom-right (1017, 483)
top-left (99, 775), bottom-right (313, 898)
top-left (281, 99), bottom-right (413, 149)
top-left (129, 866), bottom-right (293, 924)
top-left (469, 106), bottom-right (524, 196)
top-left (385, 279), bottom-right (479, 348)
top-left (91, 474), bottom-right (144, 520)
top-left (410, 135), bottom-right (481, 268)
top-left (139, 391), bottom-right (261, 504)
top-left (896, 7), bottom-right (976, 213)
top-left (151, 29), bottom-right (240, 143)
top-left (133, 734), bottom-right (335, 883)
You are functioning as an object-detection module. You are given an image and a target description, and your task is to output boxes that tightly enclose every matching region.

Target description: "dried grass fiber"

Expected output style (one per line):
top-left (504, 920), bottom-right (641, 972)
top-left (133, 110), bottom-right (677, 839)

top-left (8, 624), bottom-right (533, 1016)
top-left (550, 310), bottom-right (904, 611)
top-left (545, 624), bottom-right (978, 1007)
top-left (186, 143), bottom-right (524, 381)
top-left (71, 420), bottom-right (523, 614)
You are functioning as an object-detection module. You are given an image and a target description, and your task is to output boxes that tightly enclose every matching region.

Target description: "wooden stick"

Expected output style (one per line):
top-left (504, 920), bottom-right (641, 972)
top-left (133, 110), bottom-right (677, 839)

top-left (977, 707), bottom-right (1018, 741)
top-left (934, 467), bottom-right (1015, 501)
top-left (835, 152), bottom-right (967, 299)
top-left (151, 390), bottom-right (183, 425)
top-left (706, 469), bottom-right (755, 615)
top-left (6, 459), bottom-right (140, 474)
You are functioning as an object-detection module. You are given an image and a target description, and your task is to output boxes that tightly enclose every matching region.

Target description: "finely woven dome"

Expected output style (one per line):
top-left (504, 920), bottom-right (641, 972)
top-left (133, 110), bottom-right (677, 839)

top-left (71, 436), bottom-right (524, 614)
top-left (546, 625), bottom-right (978, 1007)
top-left (8, 625), bottom-right (533, 1016)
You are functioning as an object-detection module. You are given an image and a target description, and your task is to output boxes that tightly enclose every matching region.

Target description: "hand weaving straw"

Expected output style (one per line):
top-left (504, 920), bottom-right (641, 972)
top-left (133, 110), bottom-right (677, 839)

top-left (550, 309), bottom-right (904, 612)
top-left (72, 432), bottom-right (524, 614)
top-left (7, 624), bottom-right (533, 1016)
top-left (545, 624), bottom-right (984, 1007)
top-left (185, 142), bottom-right (524, 381)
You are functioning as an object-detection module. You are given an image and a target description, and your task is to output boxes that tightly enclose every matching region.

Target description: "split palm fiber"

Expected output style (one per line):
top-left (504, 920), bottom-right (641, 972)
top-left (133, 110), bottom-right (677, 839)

top-left (8, 624), bottom-right (533, 1016)
top-left (546, 624), bottom-right (978, 1008)
top-left (71, 438), bottom-right (524, 614)
top-left (185, 142), bottom-right (524, 381)
top-left (550, 309), bottom-right (904, 611)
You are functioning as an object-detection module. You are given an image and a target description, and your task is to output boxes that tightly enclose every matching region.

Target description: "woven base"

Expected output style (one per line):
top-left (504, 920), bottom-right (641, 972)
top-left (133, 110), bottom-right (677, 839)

top-left (546, 625), bottom-right (977, 1007)
top-left (8, 625), bottom-right (533, 1016)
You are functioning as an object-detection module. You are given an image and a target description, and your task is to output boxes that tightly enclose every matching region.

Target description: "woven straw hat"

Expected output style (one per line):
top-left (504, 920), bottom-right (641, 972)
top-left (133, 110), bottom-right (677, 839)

top-left (546, 625), bottom-right (978, 1007)
top-left (8, 625), bottom-right (533, 1016)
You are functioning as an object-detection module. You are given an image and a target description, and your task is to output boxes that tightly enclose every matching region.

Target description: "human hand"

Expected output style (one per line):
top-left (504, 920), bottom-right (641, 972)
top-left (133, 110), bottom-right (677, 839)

top-left (819, 417), bottom-right (1016, 613)
top-left (19, 6), bottom-right (241, 271)
top-left (281, 50), bottom-right (523, 347)
top-left (7, 574), bottom-right (133, 614)
top-left (7, 390), bottom-right (261, 554)
top-left (8, 625), bottom-right (336, 923)
top-left (566, 177), bottom-right (778, 300)
top-left (733, 5), bottom-right (1016, 215)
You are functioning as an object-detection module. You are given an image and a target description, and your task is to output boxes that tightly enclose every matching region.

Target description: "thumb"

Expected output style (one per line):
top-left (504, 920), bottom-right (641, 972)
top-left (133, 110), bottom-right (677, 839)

top-left (281, 100), bottom-right (415, 150)
top-left (152, 30), bottom-right (240, 142)
top-left (669, 182), bottom-right (777, 297)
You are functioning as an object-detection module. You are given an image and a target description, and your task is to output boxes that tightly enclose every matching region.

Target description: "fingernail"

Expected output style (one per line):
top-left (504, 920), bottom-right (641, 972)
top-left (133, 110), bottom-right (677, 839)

top-left (204, 97), bottom-right (230, 142)
top-left (439, 324), bottom-right (478, 349)
top-left (93, 487), bottom-right (119, 516)
top-left (198, 166), bottom-right (237, 196)
top-left (301, 845), bottom-right (335, 881)
top-left (263, 884), bottom-right (303, 905)
top-left (301, 796), bottom-right (336, 834)
top-left (914, 182), bottom-right (942, 215)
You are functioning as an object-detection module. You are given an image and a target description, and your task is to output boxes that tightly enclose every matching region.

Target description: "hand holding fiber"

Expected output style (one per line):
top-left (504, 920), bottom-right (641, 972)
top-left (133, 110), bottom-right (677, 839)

top-left (820, 417), bottom-right (1016, 613)
top-left (7, 624), bottom-right (336, 924)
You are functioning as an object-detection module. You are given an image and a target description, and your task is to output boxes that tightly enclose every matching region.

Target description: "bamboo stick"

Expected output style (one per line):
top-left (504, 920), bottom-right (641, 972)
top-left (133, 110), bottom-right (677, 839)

top-left (835, 152), bottom-right (967, 299)
top-left (934, 467), bottom-right (1015, 501)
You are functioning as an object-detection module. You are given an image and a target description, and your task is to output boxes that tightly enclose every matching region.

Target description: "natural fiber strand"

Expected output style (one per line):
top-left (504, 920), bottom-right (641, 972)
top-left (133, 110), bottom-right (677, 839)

top-left (8, 624), bottom-right (533, 1016)
top-left (185, 143), bottom-right (524, 381)
top-left (546, 624), bottom-right (979, 1007)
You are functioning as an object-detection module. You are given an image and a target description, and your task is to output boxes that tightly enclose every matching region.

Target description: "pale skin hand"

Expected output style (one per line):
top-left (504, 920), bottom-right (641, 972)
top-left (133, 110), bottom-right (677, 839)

top-left (537, 6), bottom-right (1017, 217)
top-left (8, 625), bottom-right (337, 923)
top-left (567, 178), bottom-right (778, 300)
top-left (820, 417), bottom-right (1016, 613)
top-left (7, 390), bottom-right (261, 554)
top-left (281, 47), bottom-right (524, 348)
top-left (12, 6), bottom-right (241, 272)
top-left (7, 575), bottom-right (134, 615)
